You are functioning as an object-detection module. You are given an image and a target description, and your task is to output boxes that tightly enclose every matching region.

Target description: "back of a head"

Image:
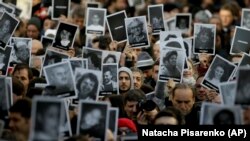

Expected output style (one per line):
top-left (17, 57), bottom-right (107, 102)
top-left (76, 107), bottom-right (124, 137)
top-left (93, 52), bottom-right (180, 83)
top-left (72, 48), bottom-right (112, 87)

top-left (9, 98), bottom-right (32, 119)
top-left (123, 89), bottom-right (146, 104)
top-left (12, 77), bottom-right (25, 97)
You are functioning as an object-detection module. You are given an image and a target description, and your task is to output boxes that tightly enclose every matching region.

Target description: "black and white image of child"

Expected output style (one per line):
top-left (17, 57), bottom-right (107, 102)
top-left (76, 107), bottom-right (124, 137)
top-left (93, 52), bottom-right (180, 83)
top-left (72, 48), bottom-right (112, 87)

top-left (175, 13), bottom-right (191, 35)
top-left (52, 22), bottom-right (78, 50)
top-left (86, 8), bottom-right (106, 35)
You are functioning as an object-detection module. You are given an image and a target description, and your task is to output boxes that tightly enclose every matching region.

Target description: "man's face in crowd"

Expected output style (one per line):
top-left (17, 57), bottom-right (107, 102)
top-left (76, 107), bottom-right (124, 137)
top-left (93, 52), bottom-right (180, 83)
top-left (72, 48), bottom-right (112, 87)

top-left (119, 71), bottom-right (131, 91)
top-left (195, 76), bottom-right (208, 101)
top-left (103, 71), bottom-right (112, 84)
top-left (124, 101), bottom-right (138, 119)
top-left (9, 112), bottom-right (30, 137)
top-left (53, 67), bottom-right (68, 86)
top-left (171, 88), bottom-right (195, 116)
top-left (13, 69), bottom-right (30, 93)
top-left (73, 16), bottom-right (84, 30)
top-left (132, 71), bottom-right (143, 89)
top-left (152, 65), bottom-right (159, 82)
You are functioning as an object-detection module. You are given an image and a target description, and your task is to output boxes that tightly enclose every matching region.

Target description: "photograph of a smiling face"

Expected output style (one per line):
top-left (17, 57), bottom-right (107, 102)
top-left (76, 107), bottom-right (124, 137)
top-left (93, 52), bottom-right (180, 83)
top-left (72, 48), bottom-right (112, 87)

top-left (201, 55), bottom-right (236, 91)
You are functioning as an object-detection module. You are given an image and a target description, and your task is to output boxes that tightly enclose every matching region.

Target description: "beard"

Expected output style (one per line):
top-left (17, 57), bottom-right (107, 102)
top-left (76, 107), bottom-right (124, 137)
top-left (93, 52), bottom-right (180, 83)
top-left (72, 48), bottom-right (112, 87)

top-left (182, 77), bottom-right (196, 86)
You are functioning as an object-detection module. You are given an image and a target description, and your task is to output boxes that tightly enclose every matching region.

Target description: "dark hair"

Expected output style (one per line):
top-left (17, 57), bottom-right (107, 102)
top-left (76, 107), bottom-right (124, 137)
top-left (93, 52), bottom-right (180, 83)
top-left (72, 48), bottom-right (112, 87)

top-left (213, 109), bottom-right (235, 125)
top-left (103, 54), bottom-right (117, 63)
top-left (163, 50), bottom-right (178, 63)
top-left (12, 77), bottom-right (25, 96)
top-left (9, 98), bottom-right (32, 119)
top-left (103, 94), bottom-right (126, 118)
top-left (208, 64), bottom-right (225, 81)
top-left (13, 63), bottom-right (33, 80)
top-left (153, 106), bottom-right (185, 125)
top-left (71, 5), bottom-right (85, 18)
top-left (76, 73), bottom-right (98, 96)
top-left (123, 89), bottom-right (146, 105)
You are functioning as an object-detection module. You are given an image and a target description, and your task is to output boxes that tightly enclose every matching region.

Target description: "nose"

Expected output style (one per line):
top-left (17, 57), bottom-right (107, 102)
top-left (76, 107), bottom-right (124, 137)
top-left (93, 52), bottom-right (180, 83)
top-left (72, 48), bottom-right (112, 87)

top-left (132, 106), bottom-right (137, 113)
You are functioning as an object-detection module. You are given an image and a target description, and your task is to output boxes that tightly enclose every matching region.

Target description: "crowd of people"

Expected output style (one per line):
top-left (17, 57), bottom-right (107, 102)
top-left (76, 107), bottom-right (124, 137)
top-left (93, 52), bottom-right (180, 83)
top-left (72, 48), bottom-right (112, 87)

top-left (1, 0), bottom-right (250, 141)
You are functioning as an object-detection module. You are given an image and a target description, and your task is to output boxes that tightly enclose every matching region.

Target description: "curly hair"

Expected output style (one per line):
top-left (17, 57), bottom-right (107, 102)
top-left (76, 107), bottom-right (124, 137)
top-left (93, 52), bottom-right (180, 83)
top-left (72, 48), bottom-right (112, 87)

top-left (163, 50), bottom-right (178, 63)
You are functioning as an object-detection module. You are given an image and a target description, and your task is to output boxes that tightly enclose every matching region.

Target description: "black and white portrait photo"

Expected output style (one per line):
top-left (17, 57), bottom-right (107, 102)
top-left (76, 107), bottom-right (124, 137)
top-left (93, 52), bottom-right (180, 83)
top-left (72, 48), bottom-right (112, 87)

top-left (235, 67), bottom-right (250, 105)
top-left (183, 37), bottom-right (192, 59)
top-left (175, 13), bottom-right (191, 35)
top-left (158, 48), bottom-right (186, 82)
top-left (9, 37), bottom-right (31, 67)
top-left (5, 76), bottom-right (12, 109)
top-left (102, 51), bottom-right (121, 64)
top-left (106, 10), bottom-right (127, 43)
top-left (83, 48), bottom-right (102, 71)
top-left (86, 8), bottom-right (106, 35)
top-left (164, 17), bottom-right (175, 31)
top-left (100, 64), bottom-right (118, 96)
top-left (241, 8), bottom-right (250, 29)
top-left (29, 97), bottom-right (64, 141)
top-left (148, 4), bottom-right (164, 35)
top-left (230, 26), bottom-right (250, 54)
top-left (219, 81), bottom-right (236, 106)
top-left (233, 53), bottom-right (250, 78)
top-left (201, 55), bottom-right (236, 91)
top-left (200, 102), bottom-right (243, 125)
top-left (193, 23), bottom-right (216, 55)
top-left (52, 0), bottom-right (70, 20)
top-left (41, 36), bottom-right (53, 50)
top-left (52, 22), bottom-right (78, 50)
top-left (60, 101), bottom-right (72, 138)
top-left (62, 58), bottom-right (87, 74)
top-left (0, 2), bottom-right (14, 14)
top-left (72, 68), bottom-right (101, 105)
top-left (77, 101), bottom-right (109, 141)
top-left (7, 2), bottom-right (22, 17)
top-left (0, 46), bottom-right (12, 75)
top-left (43, 61), bottom-right (76, 99)
top-left (0, 11), bottom-right (19, 50)
top-left (125, 16), bottom-right (150, 48)
top-left (0, 77), bottom-right (8, 112)
top-left (42, 49), bottom-right (69, 68)
top-left (159, 31), bottom-right (183, 50)
top-left (109, 108), bottom-right (118, 140)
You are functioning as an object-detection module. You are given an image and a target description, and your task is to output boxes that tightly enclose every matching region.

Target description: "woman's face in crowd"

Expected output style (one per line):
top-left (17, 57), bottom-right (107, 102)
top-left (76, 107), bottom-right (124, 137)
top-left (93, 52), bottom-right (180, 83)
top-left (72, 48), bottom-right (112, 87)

top-left (84, 109), bottom-right (101, 127)
top-left (43, 105), bottom-right (59, 136)
top-left (80, 77), bottom-right (95, 95)
top-left (214, 66), bottom-right (224, 80)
